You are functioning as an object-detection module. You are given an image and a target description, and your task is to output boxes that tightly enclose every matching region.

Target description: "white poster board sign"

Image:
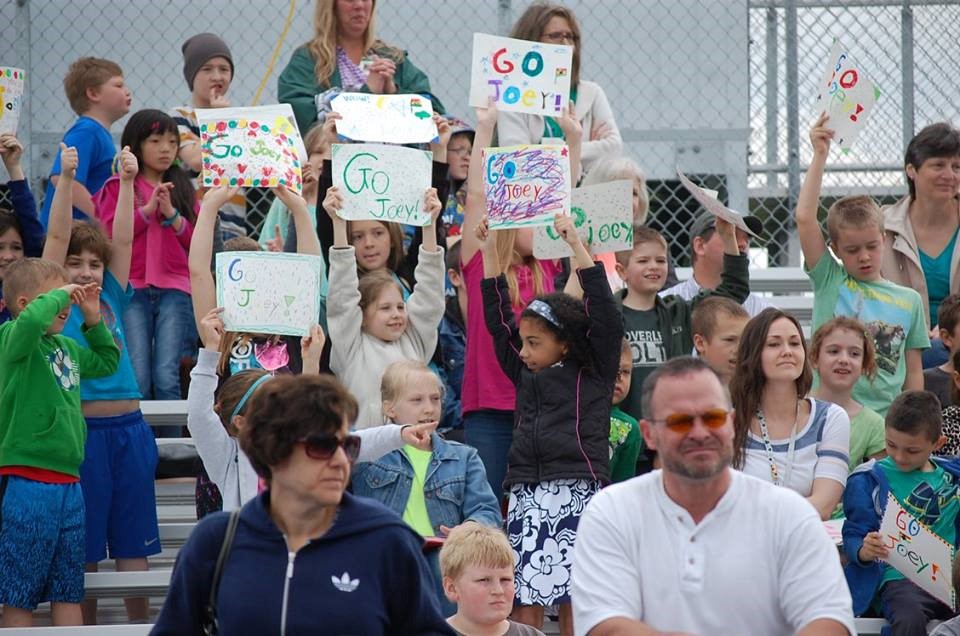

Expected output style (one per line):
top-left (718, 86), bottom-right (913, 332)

top-left (215, 251), bottom-right (324, 336)
top-left (332, 93), bottom-right (439, 144)
top-left (0, 68), bottom-right (25, 135)
top-left (814, 40), bottom-right (880, 153)
top-left (677, 168), bottom-right (759, 238)
top-left (331, 143), bottom-right (433, 226)
top-left (533, 180), bottom-right (633, 258)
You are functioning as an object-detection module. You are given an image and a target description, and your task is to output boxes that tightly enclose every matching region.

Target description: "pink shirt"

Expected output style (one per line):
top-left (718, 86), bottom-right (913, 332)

top-left (461, 250), bottom-right (561, 413)
top-left (95, 175), bottom-right (196, 295)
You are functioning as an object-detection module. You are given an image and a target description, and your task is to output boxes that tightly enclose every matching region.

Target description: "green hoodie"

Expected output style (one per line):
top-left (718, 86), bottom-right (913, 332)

top-left (0, 290), bottom-right (120, 476)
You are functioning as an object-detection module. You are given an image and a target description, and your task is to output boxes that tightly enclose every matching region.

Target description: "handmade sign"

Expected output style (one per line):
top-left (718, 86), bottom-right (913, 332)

top-left (483, 144), bottom-right (570, 229)
top-left (533, 180), bottom-right (633, 258)
top-left (215, 251), bottom-right (324, 336)
top-left (197, 104), bottom-right (305, 193)
top-left (331, 93), bottom-right (439, 144)
top-left (0, 68), bottom-right (25, 135)
top-left (814, 40), bottom-right (881, 153)
top-left (880, 493), bottom-right (955, 608)
top-left (470, 33), bottom-right (573, 116)
top-left (331, 143), bottom-right (433, 226)
top-left (677, 168), bottom-right (759, 238)
top-left (823, 519), bottom-right (844, 547)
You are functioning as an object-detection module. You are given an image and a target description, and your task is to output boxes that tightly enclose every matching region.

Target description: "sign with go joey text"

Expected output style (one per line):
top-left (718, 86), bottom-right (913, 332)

top-left (0, 67), bottom-right (25, 135)
top-left (332, 93), bottom-right (439, 144)
top-left (331, 143), bottom-right (433, 226)
top-left (533, 180), bottom-right (633, 258)
top-left (483, 144), bottom-right (571, 229)
top-left (470, 33), bottom-right (573, 115)
top-left (814, 40), bottom-right (880, 153)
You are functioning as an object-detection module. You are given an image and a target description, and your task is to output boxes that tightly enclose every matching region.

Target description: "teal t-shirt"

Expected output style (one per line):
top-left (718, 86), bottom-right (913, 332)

top-left (920, 228), bottom-right (959, 329)
top-left (878, 457), bottom-right (960, 585)
top-left (848, 408), bottom-right (886, 471)
top-left (806, 255), bottom-right (930, 414)
top-left (401, 445), bottom-right (435, 538)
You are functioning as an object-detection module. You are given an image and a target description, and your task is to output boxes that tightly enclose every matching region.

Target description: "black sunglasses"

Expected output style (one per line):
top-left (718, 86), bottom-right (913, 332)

top-left (299, 434), bottom-right (362, 462)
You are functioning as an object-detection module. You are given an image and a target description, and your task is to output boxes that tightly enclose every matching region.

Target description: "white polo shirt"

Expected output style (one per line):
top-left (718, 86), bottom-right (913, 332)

top-left (571, 469), bottom-right (854, 636)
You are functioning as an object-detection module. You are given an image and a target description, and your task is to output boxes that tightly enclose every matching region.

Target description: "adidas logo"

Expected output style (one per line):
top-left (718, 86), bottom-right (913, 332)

top-left (332, 572), bottom-right (359, 592)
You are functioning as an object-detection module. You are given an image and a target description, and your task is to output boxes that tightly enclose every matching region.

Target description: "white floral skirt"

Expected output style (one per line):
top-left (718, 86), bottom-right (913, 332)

top-left (506, 479), bottom-right (600, 606)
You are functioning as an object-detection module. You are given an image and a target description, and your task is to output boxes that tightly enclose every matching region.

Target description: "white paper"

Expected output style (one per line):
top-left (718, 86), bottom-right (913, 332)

top-left (332, 93), bottom-right (439, 144)
top-left (0, 68), bottom-right (25, 135)
top-left (469, 33), bottom-right (573, 116)
top-left (814, 41), bottom-right (880, 153)
top-left (331, 143), bottom-right (433, 226)
top-left (483, 144), bottom-right (571, 229)
top-left (533, 180), bottom-right (633, 258)
top-left (676, 168), bottom-right (759, 238)
top-left (216, 251), bottom-right (324, 336)
top-left (880, 493), bottom-right (955, 609)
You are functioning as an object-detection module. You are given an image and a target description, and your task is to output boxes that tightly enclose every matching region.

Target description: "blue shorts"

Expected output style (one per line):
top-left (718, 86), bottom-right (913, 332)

top-left (80, 410), bottom-right (161, 562)
top-left (0, 476), bottom-right (85, 608)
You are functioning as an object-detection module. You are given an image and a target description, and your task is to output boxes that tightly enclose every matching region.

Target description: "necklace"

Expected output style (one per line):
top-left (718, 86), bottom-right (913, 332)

top-left (755, 399), bottom-right (803, 487)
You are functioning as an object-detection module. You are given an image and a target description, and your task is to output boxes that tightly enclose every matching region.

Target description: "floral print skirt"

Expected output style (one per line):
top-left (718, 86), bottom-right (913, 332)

top-left (506, 478), bottom-right (600, 606)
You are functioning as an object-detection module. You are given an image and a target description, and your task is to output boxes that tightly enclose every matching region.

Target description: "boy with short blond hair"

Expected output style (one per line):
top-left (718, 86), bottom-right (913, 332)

top-left (797, 114), bottom-right (929, 415)
top-left (691, 296), bottom-right (749, 386)
top-left (441, 524), bottom-right (544, 636)
top-left (39, 57), bottom-right (131, 227)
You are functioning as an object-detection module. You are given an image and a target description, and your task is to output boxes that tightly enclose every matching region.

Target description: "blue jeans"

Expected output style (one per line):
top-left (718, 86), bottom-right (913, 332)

top-left (464, 409), bottom-right (514, 501)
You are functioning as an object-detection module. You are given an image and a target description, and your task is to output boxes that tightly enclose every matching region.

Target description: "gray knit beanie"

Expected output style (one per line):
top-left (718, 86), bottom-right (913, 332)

top-left (182, 33), bottom-right (234, 91)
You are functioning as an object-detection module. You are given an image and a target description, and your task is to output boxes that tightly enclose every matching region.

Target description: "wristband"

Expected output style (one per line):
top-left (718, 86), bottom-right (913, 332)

top-left (161, 209), bottom-right (181, 227)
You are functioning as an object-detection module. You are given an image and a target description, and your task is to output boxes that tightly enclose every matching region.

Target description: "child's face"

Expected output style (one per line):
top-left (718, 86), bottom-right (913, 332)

top-left (760, 317), bottom-right (805, 382)
top-left (447, 133), bottom-right (473, 182)
top-left (885, 426), bottom-right (944, 472)
top-left (694, 314), bottom-right (749, 382)
top-left (383, 371), bottom-right (442, 427)
top-left (616, 241), bottom-right (668, 296)
top-left (612, 348), bottom-right (633, 405)
top-left (832, 224), bottom-right (883, 282)
top-left (350, 221), bottom-right (391, 271)
top-left (907, 155), bottom-right (960, 203)
top-left (193, 56), bottom-right (233, 101)
top-left (939, 321), bottom-right (960, 353)
top-left (444, 564), bottom-right (515, 625)
top-left (65, 249), bottom-right (105, 288)
top-left (92, 75), bottom-right (132, 120)
top-left (813, 327), bottom-right (866, 392)
top-left (141, 131), bottom-right (179, 175)
top-left (0, 226), bottom-right (25, 281)
top-left (518, 316), bottom-right (567, 372)
top-left (362, 285), bottom-right (407, 342)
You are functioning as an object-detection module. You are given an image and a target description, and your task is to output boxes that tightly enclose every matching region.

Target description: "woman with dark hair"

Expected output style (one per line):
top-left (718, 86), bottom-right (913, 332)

top-left (153, 374), bottom-right (453, 635)
top-left (497, 2), bottom-right (621, 176)
top-left (730, 308), bottom-right (850, 520)
top-left (882, 122), bottom-right (960, 366)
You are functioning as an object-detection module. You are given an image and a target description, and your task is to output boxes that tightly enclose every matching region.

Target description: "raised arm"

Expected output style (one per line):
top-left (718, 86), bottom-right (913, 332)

top-left (189, 186), bottom-right (238, 329)
top-left (0, 135), bottom-right (44, 257)
top-left (41, 144), bottom-right (79, 266)
top-left (557, 105), bottom-right (584, 186)
top-left (796, 113), bottom-right (832, 270)
top-left (273, 186), bottom-right (320, 256)
top-left (108, 146), bottom-right (138, 289)
top-left (461, 101), bottom-right (498, 266)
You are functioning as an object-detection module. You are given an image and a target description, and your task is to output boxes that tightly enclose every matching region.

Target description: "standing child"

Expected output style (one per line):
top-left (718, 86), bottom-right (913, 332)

top-left (609, 339), bottom-right (642, 483)
top-left (691, 296), bottom-right (749, 387)
top-left (478, 213), bottom-right (622, 636)
top-left (40, 57), bottom-right (131, 226)
top-left (796, 113), bottom-right (929, 414)
top-left (925, 294), bottom-right (960, 407)
top-left (0, 260), bottom-right (119, 626)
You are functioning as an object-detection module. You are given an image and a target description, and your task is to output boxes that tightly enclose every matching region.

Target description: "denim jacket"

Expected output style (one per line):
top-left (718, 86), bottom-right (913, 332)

top-left (351, 432), bottom-right (502, 534)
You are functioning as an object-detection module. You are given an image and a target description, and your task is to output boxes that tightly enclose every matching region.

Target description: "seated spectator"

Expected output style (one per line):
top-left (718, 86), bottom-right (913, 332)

top-left (438, 239), bottom-right (466, 433)
top-left (609, 339), bottom-right (642, 482)
top-left (926, 293), bottom-right (960, 407)
top-left (0, 133), bottom-right (44, 324)
top-left (691, 296), bottom-right (749, 388)
top-left (938, 348), bottom-right (960, 457)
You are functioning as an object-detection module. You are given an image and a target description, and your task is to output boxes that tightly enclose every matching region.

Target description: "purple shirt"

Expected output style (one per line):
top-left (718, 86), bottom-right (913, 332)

top-left (336, 47), bottom-right (368, 89)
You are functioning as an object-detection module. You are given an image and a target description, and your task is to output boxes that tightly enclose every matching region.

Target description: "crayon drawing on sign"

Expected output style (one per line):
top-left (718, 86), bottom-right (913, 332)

top-left (483, 144), bottom-right (571, 230)
top-left (0, 68), bottom-right (25, 135)
top-left (814, 40), bottom-right (880, 153)
top-left (332, 93), bottom-right (439, 144)
top-left (215, 251), bottom-right (324, 337)
top-left (533, 180), bottom-right (633, 258)
top-left (332, 143), bottom-right (433, 226)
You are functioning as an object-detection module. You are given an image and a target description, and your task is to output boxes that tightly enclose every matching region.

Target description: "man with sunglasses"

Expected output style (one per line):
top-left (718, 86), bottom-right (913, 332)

top-left (570, 357), bottom-right (854, 636)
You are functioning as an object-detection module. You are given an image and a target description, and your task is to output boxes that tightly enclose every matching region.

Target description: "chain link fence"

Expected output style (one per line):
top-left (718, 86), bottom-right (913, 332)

top-left (1, 0), bottom-right (957, 267)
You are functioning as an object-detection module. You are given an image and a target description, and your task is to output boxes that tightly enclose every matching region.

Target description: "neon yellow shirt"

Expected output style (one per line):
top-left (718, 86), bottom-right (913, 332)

top-left (402, 445), bottom-right (435, 537)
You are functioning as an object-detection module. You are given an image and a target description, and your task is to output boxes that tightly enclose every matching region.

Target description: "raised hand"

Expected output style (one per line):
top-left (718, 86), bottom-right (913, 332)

top-left (0, 134), bottom-right (24, 179)
top-left (553, 213), bottom-right (581, 246)
top-left (201, 185), bottom-right (240, 213)
top-left (265, 225), bottom-right (284, 252)
top-left (322, 186), bottom-right (345, 221)
top-left (434, 114), bottom-right (452, 148)
top-left (199, 306), bottom-right (226, 350)
top-left (810, 112), bottom-right (835, 157)
top-left (59, 143), bottom-right (79, 180)
top-left (475, 98), bottom-right (499, 130)
top-left (321, 112), bottom-right (342, 147)
top-left (117, 145), bottom-right (138, 182)
top-left (475, 215), bottom-right (494, 251)
top-left (300, 324), bottom-right (326, 362)
top-left (424, 188), bottom-right (441, 225)
top-left (556, 105), bottom-right (583, 142)
top-left (76, 282), bottom-right (103, 326)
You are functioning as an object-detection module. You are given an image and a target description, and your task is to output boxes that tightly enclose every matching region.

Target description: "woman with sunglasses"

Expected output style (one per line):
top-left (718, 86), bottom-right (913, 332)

top-left (730, 308), bottom-right (851, 520)
top-left (497, 3), bottom-right (622, 176)
top-left (155, 373), bottom-right (454, 635)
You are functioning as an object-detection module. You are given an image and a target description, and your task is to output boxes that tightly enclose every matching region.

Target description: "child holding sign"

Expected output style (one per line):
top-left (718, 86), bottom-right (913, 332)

top-left (843, 391), bottom-right (960, 632)
top-left (0, 134), bottom-right (44, 323)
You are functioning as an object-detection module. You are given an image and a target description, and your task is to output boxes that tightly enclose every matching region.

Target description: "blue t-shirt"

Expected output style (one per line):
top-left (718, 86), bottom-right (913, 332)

top-left (63, 270), bottom-right (141, 401)
top-left (40, 116), bottom-right (117, 227)
top-left (920, 228), bottom-right (959, 328)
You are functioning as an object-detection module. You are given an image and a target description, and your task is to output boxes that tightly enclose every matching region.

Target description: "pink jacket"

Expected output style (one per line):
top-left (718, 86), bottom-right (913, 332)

top-left (95, 175), bottom-right (195, 295)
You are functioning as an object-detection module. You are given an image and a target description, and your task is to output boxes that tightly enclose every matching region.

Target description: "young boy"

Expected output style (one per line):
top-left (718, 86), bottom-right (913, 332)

top-left (39, 57), bottom-right (131, 227)
top-left (609, 338), bottom-right (642, 482)
top-left (439, 239), bottom-right (466, 434)
top-left (614, 221), bottom-right (749, 423)
top-left (925, 293), bottom-right (960, 407)
top-left (0, 258), bottom-right (119, 626)
top-left (842, 390), bottom-right (960, 633)
top-left (797, 114), bottom-right (929, 415)
top-left (691, 295), bottom-right (750, 387)
top-left (42, 144), bottom-right (160, 623)
top-left (440, 523), bottom-right (545, 636)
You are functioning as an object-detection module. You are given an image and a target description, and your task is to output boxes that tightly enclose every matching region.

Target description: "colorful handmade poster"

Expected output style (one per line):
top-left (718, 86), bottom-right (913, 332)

top-left (470, 33), bottom-right (573, 115)
top-left (677, 168), bottom-right (759, 238)
top-left (0, 68), bottom-right (25, 135)
top-left (331, 93), bottom-right (439, 144)
top-left (483, 144), bottom-right (570, 229)
top-left (814, 40), bottom-right (881, 153)
top-left (880, 493), bottom-right (955, 609)
top-left (216, 251), bottom-right (324, 336)
top-left (533, 180), bottom-right (633, 258)
top-left (331, 143), bottom-right (433, 226)
top-left (197, 104), bottom-right (305, 193)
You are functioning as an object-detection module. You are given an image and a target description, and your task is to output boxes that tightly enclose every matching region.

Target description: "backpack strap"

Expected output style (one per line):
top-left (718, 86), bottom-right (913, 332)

top-left (203, 509), bottom-right (241, 635)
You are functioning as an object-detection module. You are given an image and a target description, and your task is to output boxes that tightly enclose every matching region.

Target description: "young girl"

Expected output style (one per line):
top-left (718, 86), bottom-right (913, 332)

top-left (810, 317), bottom-right (886, 471)
top-left (477, 213), bottom-right (621, 636)
top-left (96, 109), bottom-right (198, 403)
top-left (731, 308), bottom-right (851, 520)
top-left (324, 185), bottom-right (445, 429)
top-left (938, 348), bottom-right (960, 457)
top-left (0, 133), bottom-right (44, 323)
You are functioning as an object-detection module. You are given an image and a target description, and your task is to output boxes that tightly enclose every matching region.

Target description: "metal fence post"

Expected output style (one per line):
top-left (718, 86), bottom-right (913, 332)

top-left (765, 6), bottom-right (779, 190)
top-left (784, 0), bottom-right (801, 266)
top-left (901, 0), bottom-right (914, 148)
top-left (14, 0), bottom-right (32, 188)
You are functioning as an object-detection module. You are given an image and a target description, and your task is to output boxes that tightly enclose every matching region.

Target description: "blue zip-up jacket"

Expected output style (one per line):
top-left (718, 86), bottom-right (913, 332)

top-left (152, 491), bottom-right (455, 636)
top-left (842, 457), bottom-right (960, 615)
top-left (0, 180), bottom-right (45, 324)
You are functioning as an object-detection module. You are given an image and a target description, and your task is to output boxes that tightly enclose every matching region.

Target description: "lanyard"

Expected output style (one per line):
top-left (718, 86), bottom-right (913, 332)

top-left (756, 401), bottom-right (802, 487)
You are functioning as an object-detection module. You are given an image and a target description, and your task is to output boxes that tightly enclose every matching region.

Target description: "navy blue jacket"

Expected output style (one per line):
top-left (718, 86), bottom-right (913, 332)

top-left (152, 491), bottom-right (454, 635)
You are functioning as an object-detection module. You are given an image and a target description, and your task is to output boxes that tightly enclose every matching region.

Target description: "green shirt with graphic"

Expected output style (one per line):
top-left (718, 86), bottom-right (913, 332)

top-left (609, 407), bottom-right (641, 483)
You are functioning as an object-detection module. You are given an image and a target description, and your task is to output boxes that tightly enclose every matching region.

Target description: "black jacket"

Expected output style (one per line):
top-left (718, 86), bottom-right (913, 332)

top-left (482, 263), bottom-right (623, 487)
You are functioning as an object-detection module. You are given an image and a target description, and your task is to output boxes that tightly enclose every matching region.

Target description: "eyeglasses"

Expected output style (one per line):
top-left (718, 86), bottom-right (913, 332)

top-left (298, 434), bottom-right (362, 462)
top-left (652, 409), bottom-right (730, 434)
top-left (543, 31), bottom-right (579, 44)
